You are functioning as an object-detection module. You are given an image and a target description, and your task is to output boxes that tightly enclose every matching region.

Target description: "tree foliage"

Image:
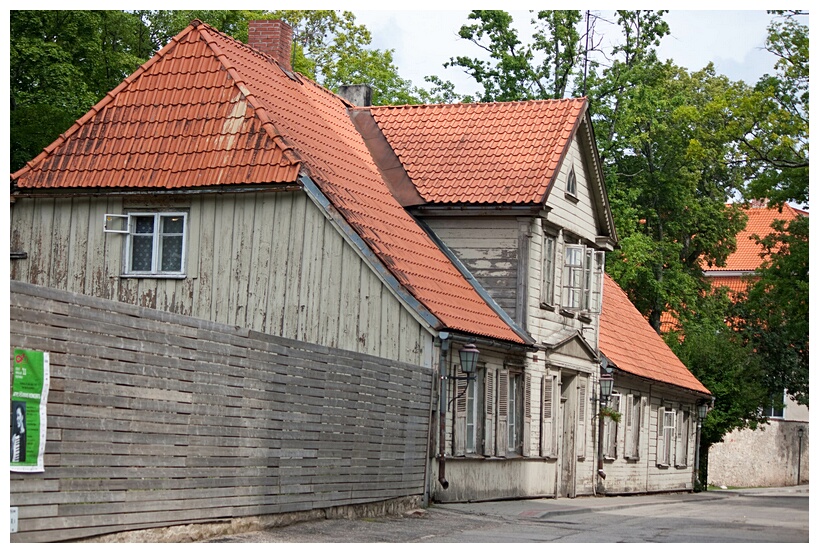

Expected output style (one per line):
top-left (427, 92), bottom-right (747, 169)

top-left (731, 214), bottom-right (809, 406)
top-left (10, 10), bottom-right (149, 172)
top-left (10, 9), bottom-right (431, 172)
top-left (729, 12), bottom-right (809, 207)
top-left (443, 10), bottom-right (585, 101)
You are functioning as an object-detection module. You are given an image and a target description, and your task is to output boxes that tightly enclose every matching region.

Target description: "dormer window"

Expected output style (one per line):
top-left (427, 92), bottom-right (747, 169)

top-left (566, 166), bottom-right (577, 197)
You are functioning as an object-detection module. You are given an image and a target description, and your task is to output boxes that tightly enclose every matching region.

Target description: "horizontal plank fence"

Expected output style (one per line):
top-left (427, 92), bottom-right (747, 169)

top-left (10, 281), bottom-right (434, 542)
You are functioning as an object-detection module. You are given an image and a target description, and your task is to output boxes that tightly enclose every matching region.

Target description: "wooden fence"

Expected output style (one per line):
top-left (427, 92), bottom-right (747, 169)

top-left (10, 281), bottom-right (434, 542)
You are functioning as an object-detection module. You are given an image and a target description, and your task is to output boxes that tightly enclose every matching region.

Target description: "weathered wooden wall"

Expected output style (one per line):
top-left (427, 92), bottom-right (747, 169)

top-left (9, 190), bottom-right (432, 366)
top-left (10, 281), bottom-right (434, 543)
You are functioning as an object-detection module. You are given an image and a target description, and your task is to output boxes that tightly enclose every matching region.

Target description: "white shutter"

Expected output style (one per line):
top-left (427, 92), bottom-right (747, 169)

top-left (496, 369), bottom-right (509, 456)
top-left (522, 374), bottom-right (532, 456)
top-left (577, 380), bottom-right (587, 458)
top-left (656, 406), bottom-right (665, 465)
top-left (540, 375), bottom-right (555, 457)
top-left (483, 367), bottom-right (495, 456)
top-left (453, 366), bottom-right (468, 456)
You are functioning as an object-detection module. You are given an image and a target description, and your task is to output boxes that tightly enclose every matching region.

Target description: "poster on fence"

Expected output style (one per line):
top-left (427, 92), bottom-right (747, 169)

top-left (11, 349), bottom-right (49, 472)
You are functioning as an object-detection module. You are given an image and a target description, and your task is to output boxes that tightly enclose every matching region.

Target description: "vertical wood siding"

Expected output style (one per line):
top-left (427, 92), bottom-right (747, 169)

top-left (10, 191), bottom-right (431, 366)
top-left (10, 282), bottom-right (434, 543)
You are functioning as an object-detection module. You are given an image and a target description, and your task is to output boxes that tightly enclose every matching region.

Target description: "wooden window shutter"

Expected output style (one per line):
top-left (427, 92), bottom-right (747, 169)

top-left (656, 406), bottom-right (665, 465)
top-left (484, 367), bottom-right (495, 455)
top-left (624, 394), bottom-right (635, 458)
top-left (496, 369), bottom-right (509, 456)
top-left (453, 366), bottom-right (468, 456)
top-left (577, 380), bottom-right (587, 458)
top-left (522, 373), bottom-right (532, 456)
top-left (540, 375), bottom-right (555, 457)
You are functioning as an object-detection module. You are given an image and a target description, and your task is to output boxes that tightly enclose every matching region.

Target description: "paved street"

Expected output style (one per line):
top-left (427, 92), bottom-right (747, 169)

top-left (202, 485), bottom-right (809, 543)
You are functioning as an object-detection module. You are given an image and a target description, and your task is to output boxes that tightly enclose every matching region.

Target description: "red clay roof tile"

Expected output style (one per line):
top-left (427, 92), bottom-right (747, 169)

top-left (600, 274), bottom-right (709, 395)
top-left (709, 203), bottom-right (807, 272)
top-left (11, 21), bottom-right (524, 345)
top-left (366, 99), bottom-right (586, 205)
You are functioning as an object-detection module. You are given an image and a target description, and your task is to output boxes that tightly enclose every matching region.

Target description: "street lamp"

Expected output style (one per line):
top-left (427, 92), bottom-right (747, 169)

top-left (797, 427), bottom-right (804, 485)
top-left (458, 342), bottom-right (480, 376)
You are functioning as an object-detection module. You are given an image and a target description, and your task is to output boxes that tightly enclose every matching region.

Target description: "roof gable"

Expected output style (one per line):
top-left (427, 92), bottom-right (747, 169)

top-left (600, 274), bottom-right (709, 395)
top-left (10, 21), bottom-right (525, 346)
top-left (365, 99), bottom-right (587, 205)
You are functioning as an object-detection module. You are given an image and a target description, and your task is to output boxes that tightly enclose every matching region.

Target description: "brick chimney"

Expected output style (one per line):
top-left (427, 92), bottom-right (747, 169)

top-left (248, 20), bottom-right (293, 71)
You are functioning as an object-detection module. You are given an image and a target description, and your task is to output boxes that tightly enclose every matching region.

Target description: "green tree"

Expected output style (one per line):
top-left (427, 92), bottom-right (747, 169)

top-left (669, 301), bottom-right (769, 488)
top-left (591, 58), bottom-right (748, 332)
top-left (444, 9), bottom-right (585, 101)
top-left (729, 11), bottom-right (809, 207)
top-left (10, 10), bottom-right (149, 172)
top-left (731, 214), bottom-right (809, 406)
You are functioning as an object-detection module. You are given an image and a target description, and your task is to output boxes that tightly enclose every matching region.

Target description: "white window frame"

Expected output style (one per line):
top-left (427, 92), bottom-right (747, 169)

top-left (624, 394), bottom-right (643, 460)
top-left (562, 245), bottom-right (604, 313)
top-left (112, 212), bottom-right (188, 277)
top-left (507, 371), bottom-right (523, 454)
top-left (604, 393), bottom-right (621, 460)
top-left (566, 165), bottom-right (577, 196)
top-left (657, 406), bottom-right (676, 467)
top-left (465, 369), bottom-right (483, 454)
top-left (542, 234), bottom-right (556, 306)
top-left (675, 409), bottom-right (691, 468)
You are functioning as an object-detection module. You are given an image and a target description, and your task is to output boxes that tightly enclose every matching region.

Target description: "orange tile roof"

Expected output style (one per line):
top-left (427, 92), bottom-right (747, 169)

top-left (709, 203), bottom-right (807, 272)
top-left (10, 21), bottom-right (525, 345)
top-left (366, 99), bottom-right (587, 204)
top-left (600, 274), bottom-right (710, 395)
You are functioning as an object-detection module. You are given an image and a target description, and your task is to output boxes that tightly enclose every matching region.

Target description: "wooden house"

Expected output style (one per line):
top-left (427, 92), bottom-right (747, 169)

top-left (10, 18), bottom-right (712, 517)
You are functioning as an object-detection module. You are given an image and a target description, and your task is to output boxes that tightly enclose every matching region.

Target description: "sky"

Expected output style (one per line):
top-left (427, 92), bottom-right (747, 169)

top-left (351, 7), bottom-right (784, 97)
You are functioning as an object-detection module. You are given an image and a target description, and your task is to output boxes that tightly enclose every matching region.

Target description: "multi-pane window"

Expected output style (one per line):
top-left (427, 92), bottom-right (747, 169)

top-left (675, 410), bottom-right (691, 467)
top-left (604, 394), bottom-right (620, 459)
top-left (562, 245), bottom-right (604, 312)
top-left (624, 395), bottom-right (642, 459)
top-left (107, 212), bottom-right (187, 276)
top-left (507, 372), bottom-right (523, 453)
top-left (657, 407), bottom-right (676, 466)
top-left (542, 234), bottom-right (556, 305)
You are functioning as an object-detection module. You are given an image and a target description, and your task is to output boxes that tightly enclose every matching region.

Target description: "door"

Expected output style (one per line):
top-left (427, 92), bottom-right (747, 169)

top-left (559, 372), bottom-right (577, 498)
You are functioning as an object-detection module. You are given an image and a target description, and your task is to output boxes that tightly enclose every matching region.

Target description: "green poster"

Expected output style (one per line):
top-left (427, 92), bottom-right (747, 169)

top-left (11, 349), bottom-right (49, 472)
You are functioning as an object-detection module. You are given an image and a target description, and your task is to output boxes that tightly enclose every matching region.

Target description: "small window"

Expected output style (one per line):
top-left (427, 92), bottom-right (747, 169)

top-left (122, 212), bottom-right (188, 276)
top-left (566, 166), bottom-right (577, 196)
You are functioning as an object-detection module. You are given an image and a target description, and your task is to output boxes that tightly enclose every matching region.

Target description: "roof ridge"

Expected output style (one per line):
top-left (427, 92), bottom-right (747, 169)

top-left (11, 21), bottom-right (200, 182)
top-left (364, 96), bottom-right (587, 112)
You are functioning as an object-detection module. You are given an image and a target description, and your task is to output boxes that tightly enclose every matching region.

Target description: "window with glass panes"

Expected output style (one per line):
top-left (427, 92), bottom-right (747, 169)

top-left (126, 213), bottom-right (187, 275)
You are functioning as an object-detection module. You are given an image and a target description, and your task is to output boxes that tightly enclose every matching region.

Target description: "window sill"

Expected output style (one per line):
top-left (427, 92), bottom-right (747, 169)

top-left (603, 456), bottom-right (616, 463)
top-left (656, 463), bottom-right (670, 469)
top-left (540, 302), bottom-right (556, 312)
top-left (559, 308), bottom-right (576, 318)
top-left (564, 192), bottom-right (579, 203)
top-left (120, 273), bottom-right (187, 280)
top-left (675, 464), bottom-right (689, 469)
top-left (624, 456), bottom-right (640, 463)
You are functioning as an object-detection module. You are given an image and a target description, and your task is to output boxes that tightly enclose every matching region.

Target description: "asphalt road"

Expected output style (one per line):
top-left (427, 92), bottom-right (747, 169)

top-left (201, 485), bottom-right (809, 543)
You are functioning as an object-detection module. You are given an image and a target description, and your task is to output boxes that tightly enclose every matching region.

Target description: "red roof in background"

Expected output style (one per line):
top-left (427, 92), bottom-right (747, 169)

top-left (600, 274), bottom-right (710, 395)
top-left (10, 21), bottom-right (524, 345)
top-left (367, 99), bottom-right (587, 204)
top-left (710, 203), bottom-right (806, 272)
